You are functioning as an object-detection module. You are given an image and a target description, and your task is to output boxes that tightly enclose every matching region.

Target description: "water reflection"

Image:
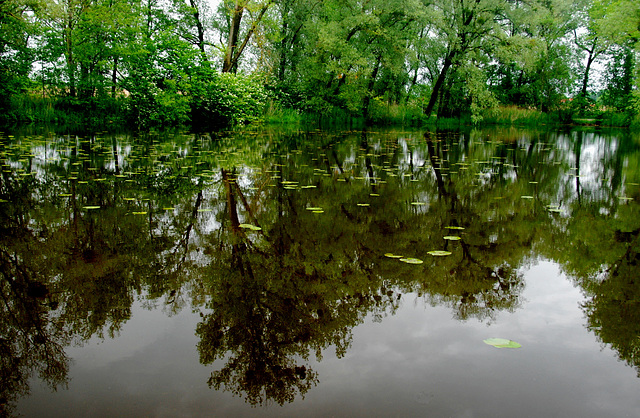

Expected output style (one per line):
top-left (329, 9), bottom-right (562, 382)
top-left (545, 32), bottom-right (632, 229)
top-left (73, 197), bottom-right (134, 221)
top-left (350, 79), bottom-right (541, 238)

top-left (0, 127), bottom-right (639, 413)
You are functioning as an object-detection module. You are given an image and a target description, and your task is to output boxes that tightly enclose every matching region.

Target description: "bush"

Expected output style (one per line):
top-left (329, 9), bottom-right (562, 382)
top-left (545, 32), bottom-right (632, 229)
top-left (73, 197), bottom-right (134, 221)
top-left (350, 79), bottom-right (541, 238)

top-left (190, 72), bottom-right (270, 129)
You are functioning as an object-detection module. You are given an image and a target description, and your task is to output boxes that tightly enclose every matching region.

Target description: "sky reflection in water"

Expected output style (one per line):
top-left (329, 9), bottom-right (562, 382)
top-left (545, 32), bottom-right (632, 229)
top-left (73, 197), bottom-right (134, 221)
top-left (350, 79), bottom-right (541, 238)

top-left (2, 126), bottom-right (639, 417)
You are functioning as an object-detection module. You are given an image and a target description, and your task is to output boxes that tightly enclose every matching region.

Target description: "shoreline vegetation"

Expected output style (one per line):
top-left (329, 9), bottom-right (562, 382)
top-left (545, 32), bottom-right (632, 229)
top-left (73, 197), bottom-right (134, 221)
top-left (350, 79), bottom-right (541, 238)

top-left (2, 0), bottom-right (639, 133)
top-left (3, 90), bottom-right (638, 132)
top-left (0, 95), bottom-right (640, 131)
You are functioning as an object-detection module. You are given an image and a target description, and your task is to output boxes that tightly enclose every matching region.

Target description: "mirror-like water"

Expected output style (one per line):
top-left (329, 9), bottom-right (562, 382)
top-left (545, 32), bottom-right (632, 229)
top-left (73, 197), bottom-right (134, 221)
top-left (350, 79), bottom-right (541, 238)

top-left (2, 127), bottom-right (640, 417)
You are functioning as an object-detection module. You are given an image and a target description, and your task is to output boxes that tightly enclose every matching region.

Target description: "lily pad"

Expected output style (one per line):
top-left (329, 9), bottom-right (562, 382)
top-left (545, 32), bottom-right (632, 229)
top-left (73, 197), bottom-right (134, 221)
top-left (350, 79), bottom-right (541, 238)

top-left (306, 207), bottom-right (323, 211)
top-left (83, 206), bottom-right (101, 210)
top-left (357, 203), bottom-right (370, 207)
top-left (399, 257), bottom-right (423, 264)
top-left (445, 226), bottom-right (465, 230)
top-left (239, 223), bottom-right (262, 231)
top-left (483, 338), bottom-right (521, 349)
top-left (443, 236), bottom-right (461, 241)
top-left (427, 250), bottom-right (452, 256)
top-left (384, 253), bottom-right (403, 258)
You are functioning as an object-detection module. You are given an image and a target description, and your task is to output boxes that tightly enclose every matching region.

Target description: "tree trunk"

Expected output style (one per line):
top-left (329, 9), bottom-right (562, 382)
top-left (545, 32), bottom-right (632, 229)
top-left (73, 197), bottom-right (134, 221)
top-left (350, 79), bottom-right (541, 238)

top-left (189, 0), bottom-right (207, 59)
top-left (363, 55), bottom-right (382, 124)
top-left (222, 1), bottom-right (244, 73)
top-left (111, 56), bottom-right (118, 97)
top-left (423, 50), bottom-right (455, 118)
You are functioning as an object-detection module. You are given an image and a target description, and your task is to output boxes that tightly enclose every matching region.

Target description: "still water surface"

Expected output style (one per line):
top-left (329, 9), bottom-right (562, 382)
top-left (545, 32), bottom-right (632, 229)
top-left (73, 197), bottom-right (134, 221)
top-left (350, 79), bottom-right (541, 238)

top-left (2, 126), bottom-right (639, 417)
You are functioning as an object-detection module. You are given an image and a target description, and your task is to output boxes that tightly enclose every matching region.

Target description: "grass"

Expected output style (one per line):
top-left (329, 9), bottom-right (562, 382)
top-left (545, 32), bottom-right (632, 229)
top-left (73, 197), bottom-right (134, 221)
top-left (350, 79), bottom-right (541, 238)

top-left (480, 105), bottom-right (556, 126)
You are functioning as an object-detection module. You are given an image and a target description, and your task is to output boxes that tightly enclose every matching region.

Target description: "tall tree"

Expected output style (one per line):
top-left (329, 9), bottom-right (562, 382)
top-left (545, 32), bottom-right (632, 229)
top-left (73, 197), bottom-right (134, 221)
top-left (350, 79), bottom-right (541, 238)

top-left (0, 0), bottom-right (39, 122)
top-left (217, 0), bottom-right (274, 73)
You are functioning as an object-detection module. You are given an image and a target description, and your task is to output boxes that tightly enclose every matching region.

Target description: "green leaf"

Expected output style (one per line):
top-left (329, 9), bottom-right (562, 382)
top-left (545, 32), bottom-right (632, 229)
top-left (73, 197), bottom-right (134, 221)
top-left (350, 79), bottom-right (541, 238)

top-left (399, 257), bottom-right (423, 264)
top-left (239, 223), bottom-right (262, 231)
top-left (443, 236), bottom-right (461, 240)
top-left (427, 250), bottom-right (452, 256)
top-left (83, 206), bottom-right (101, 210)
top-left (384, 253), bottom-right (403, 258)
top-left (483, 338), bottom-right (521, 348)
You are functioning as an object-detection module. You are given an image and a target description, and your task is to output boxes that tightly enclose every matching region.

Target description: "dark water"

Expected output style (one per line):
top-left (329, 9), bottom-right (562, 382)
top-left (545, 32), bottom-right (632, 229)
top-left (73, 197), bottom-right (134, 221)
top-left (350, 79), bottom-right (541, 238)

top-left (2, 126), bottom-right (640, 417)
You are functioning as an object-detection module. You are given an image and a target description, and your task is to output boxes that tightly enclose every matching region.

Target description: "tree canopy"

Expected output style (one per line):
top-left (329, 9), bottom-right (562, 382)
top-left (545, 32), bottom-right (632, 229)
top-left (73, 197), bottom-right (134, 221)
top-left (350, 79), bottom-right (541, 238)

top-left (0, 0), bottom-right (639, 127)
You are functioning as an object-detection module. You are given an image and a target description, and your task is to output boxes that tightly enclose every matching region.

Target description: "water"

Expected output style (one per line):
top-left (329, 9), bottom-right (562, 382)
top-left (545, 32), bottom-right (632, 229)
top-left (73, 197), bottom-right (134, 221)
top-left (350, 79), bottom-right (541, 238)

top-left (2, 126), bottom-right (639, 417)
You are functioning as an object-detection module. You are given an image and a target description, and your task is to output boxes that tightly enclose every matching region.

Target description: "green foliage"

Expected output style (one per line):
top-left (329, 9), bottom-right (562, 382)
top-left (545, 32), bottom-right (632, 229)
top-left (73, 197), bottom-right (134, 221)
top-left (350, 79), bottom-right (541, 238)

top-left (477, 105), bottom-right (552, 126)
top-left (1, 0), bottom-right (640, 130)
top-left (190, 72), bottom-right (270, 128)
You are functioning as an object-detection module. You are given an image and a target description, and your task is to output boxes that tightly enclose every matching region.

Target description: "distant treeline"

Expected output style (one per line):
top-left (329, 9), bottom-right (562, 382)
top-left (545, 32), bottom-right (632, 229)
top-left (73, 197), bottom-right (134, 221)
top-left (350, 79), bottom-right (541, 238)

top-left (1, 0), bottom-right (639, 129)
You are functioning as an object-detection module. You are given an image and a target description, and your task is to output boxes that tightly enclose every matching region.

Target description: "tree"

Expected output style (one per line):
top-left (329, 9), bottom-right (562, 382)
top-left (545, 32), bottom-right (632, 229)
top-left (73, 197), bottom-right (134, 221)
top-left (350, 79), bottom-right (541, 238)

top-left (592, 0), bottom-right (640, 114)
top-left (0, 0), bottom-right (39, 123)
top-left (215, 0), bottom-right (275, 73)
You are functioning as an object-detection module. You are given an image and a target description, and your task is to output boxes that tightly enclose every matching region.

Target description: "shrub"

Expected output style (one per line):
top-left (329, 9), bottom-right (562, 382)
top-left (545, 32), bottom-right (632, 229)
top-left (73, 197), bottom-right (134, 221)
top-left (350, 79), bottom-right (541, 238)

top-left (190, 72), bottom-right (270, 129)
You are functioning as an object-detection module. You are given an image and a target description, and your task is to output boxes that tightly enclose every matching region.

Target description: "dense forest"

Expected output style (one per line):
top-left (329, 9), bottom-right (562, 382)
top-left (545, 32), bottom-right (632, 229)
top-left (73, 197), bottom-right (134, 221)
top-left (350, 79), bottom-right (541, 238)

top-left (1, 0), bottom-right (639, 129)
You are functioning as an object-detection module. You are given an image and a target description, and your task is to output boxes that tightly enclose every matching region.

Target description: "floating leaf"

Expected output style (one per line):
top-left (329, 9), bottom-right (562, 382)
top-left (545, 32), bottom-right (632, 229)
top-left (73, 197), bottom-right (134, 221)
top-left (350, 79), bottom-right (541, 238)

top-left (312, 210), bottom-right (324, 213)
top-left (306, 207), bottom-right (322, 211)
top-left (400, 257), bottom-right (423, 264)
top-left (370, 193), bottom-right (380, 197)
top-left (384, 253), bottom-right (403, 258)
top-left (483, 338), bottom-right (521, 349)
top-left (411, 202), bottom-right (426, 206)
top-left (239, 223), bottom-right (262, 231)
top-left (132, 211), bottom-right (147, 215)
top-left (445, 226), bottom-right (465, 230)
top-left (443, 236), bottom-right (461, 241)
top-left (521, 195), bottom-right (534, 199)
top-left (83, 206), bottom-right (100, 210)
top-left (427, 250), bottom-right (452, 256)
top-left (357, 203), bottom-right (370, 207)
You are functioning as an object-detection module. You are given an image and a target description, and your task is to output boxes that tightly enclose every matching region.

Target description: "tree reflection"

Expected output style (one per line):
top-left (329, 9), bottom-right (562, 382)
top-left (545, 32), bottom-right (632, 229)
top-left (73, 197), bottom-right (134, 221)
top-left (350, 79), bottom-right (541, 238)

top-left (192, 130), bottom-right (532, 404)
top-left (583, 233), bottom-right (640, 375)
top-left (0, 246), bottom-right (70, 417)
top-left (0, 127), bottom-right (638, 412)
top-left (195, 167), bottom-right (367, 405)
